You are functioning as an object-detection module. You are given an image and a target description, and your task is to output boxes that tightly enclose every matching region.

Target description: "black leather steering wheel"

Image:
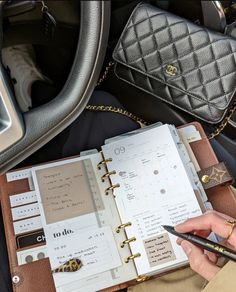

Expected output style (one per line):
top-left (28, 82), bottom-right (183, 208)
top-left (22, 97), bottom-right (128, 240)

top-left (0, 1), bottom-right (110, 174)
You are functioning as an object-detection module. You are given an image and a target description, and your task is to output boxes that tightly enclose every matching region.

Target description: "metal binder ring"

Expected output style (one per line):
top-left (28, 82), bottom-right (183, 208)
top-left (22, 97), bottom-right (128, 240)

top-left (124, 253), bottom-right (141, 263)
top-left (105, 183), bottom-right (120, 195)
top-left (116, 222), bottom-right (132, 233)
top-left (101, 171), bottom-right (116, 182)
top-left (97, 158), bottom-right (112, 170)
top-left (136, 275), bottom-right (150, 283)
top-left (120, 237), bottom-right (136, 248)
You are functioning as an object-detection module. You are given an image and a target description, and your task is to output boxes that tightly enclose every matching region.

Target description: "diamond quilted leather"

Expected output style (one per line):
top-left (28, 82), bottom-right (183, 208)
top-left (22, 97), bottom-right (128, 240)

top-left (113, 3), bottom-right (236, 123)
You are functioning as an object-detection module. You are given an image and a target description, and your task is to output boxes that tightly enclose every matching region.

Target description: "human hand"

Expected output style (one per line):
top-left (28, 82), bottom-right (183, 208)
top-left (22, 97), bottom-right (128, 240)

top-left (175, 210), bottom-right (236, 281)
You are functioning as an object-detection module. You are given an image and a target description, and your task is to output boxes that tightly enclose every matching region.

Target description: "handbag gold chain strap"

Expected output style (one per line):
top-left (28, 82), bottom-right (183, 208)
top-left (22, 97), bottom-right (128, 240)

top-left (96, 61), bottom-right (114, 86)
top-left (86, 102), bottom-right (236, 139)
top-left (207, 100), bottom-right (236, 140)
top-left (96, 61), bottom-right (236, 139)
top-left (85, 105), bottom-right (149, 128)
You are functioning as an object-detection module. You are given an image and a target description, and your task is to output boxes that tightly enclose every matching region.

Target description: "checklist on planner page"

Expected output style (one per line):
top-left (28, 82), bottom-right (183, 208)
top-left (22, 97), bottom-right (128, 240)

top-left (102, 124), bottom-right (203, 276)
top-left (31, 154), bottom-right (137, 292)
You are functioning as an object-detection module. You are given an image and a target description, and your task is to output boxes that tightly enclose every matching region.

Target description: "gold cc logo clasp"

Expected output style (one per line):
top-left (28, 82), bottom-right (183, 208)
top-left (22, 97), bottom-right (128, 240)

top-left (166, 64), bottom-right (178, 76)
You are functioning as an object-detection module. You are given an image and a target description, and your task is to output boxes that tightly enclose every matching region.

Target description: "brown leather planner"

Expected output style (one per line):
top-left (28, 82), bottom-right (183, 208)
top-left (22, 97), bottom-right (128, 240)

top-left (0, 122), bottom-right (235, 292)
top-left (189, 122), bottom-right (236, 218)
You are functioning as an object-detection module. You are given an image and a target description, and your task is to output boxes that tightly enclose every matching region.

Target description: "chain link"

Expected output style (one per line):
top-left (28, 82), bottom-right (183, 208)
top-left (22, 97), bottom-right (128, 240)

top-left (96, 61), bottom-right (114, 86)
top-left (93, 61), bottom-right (149, 128)
top-left (85, 105), bottom-right (149, 128)
top-left (208, 101), bottom-right (236, 139)
top-left (41, 0), bottom-right (48, 12)
top-left (86, 103), bottom-right (236, 138)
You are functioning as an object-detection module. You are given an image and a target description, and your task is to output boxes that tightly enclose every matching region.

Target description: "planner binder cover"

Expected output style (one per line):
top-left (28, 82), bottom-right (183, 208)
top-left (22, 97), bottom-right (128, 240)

top-left (0, 122), bottom-right (236, 292)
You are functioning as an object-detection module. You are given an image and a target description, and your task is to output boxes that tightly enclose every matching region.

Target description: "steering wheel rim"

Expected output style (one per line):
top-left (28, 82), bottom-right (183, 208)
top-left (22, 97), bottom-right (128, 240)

top-left (0, 0), bottom-right (110, 173)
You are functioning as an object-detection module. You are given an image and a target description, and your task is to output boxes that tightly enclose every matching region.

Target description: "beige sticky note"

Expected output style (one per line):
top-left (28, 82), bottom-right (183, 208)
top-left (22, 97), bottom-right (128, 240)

top-left (144, 233), bottom-right (176, 267)
top-left (35, 159), bottom-right (103, 224)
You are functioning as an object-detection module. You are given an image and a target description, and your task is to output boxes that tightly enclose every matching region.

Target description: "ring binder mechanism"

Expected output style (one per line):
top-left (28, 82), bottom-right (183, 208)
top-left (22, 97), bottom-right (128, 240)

top-left (101, 170), bottom-right (116, 182)
top-left (105, 183), bottom-right (120, 195)
top-left (97, 158), bottom-right (112, 170)
top-left (136, 275), bottom-right (150, 283)
top-left (120, 236), bottom-right (136, 248)
top-left (116, 222), bottom-right (132, 233)
top-left (124, 253), bottom-right (141, 263)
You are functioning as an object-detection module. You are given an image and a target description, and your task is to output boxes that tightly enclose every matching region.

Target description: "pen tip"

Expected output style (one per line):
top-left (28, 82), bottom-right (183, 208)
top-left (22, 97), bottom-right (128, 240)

top-left (162, 225), bottom-right (174, 232)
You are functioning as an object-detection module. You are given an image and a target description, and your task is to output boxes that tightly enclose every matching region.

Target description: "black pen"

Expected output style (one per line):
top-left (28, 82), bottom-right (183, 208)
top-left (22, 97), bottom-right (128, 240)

top-left (162, 225), bottom-right (236, 262)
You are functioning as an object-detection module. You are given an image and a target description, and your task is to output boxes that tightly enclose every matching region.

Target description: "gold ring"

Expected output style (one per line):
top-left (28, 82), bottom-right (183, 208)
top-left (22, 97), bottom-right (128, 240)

top-left (226, 219), bottom-right (236, 239)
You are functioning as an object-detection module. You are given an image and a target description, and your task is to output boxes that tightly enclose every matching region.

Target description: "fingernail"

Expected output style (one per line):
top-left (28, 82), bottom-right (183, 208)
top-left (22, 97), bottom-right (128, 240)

top-left (181, 241), bottom-right (192, 256)
top-left (176, 238), bottom-right (183, 245)
top-left (174, 223), bottom-right (183, 231)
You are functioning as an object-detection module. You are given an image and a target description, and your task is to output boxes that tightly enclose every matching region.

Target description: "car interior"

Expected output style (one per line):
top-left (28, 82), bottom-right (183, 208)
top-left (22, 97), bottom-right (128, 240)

top-left (1, 1), bottom-right (236, 292)
top-left (0, 0), bottom-right (235, 173)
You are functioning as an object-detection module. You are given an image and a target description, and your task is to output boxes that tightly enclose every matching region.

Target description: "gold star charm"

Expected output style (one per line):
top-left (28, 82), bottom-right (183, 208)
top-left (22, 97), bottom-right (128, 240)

top-left (209, 167), bottom-right (226, 183)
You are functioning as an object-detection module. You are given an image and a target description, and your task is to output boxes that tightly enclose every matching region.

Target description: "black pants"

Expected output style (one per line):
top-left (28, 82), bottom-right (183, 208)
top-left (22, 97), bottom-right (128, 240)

top-left (0, 91), bottom-right (139, 292)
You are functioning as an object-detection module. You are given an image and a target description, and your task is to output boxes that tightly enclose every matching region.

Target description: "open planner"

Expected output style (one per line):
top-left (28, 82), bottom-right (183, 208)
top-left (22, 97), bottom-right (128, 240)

top-left (29, 123), bottom-right (205, 292)
top-left (3, 122), bottom-right (236, 292)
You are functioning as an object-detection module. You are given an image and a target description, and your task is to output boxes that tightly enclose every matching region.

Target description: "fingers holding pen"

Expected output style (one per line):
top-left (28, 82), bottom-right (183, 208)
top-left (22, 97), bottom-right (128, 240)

top-left (175, 210), bottom-right (236, 248)
top-left (176, 237), bottom-right (218, 263)
top-left (173, 210), bottom-right (236, 281)
top-left (179, 240), bottom-right (220, 281)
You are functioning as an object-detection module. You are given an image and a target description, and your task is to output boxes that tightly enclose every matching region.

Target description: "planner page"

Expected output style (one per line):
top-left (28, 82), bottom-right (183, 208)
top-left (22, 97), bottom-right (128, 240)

top-left (102, 124), bottom-right (202, 276)
top-left (31, 153), bottom-right (137, 292)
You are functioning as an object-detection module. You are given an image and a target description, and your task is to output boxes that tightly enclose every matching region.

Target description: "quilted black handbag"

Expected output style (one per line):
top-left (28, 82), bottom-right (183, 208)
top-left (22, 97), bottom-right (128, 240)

top-left (113, 3), bottom-right (236, 125)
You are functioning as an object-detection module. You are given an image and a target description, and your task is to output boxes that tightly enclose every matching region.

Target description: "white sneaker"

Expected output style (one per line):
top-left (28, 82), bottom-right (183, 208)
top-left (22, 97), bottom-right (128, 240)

top-left (2, 44), bottom-right (47, 112)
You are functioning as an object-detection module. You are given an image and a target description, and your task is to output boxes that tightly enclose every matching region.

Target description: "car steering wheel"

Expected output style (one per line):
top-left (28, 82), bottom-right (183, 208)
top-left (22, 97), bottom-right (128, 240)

top-left (0, 1), bottom-right (110, 174)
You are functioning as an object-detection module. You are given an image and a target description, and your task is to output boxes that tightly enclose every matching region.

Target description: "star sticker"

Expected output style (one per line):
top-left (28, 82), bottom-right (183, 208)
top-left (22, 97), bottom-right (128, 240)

top-left (209, 167), bottom-right (226, 183)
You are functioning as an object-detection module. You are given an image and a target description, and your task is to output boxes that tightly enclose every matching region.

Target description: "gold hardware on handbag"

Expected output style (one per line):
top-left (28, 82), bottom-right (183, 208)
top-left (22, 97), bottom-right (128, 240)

top-left (165, 65), bottom-right (178, 76)
top-left (86, 105), bottom-right (148, 128)
top-left (113, 3), bottom-right (236, 125)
